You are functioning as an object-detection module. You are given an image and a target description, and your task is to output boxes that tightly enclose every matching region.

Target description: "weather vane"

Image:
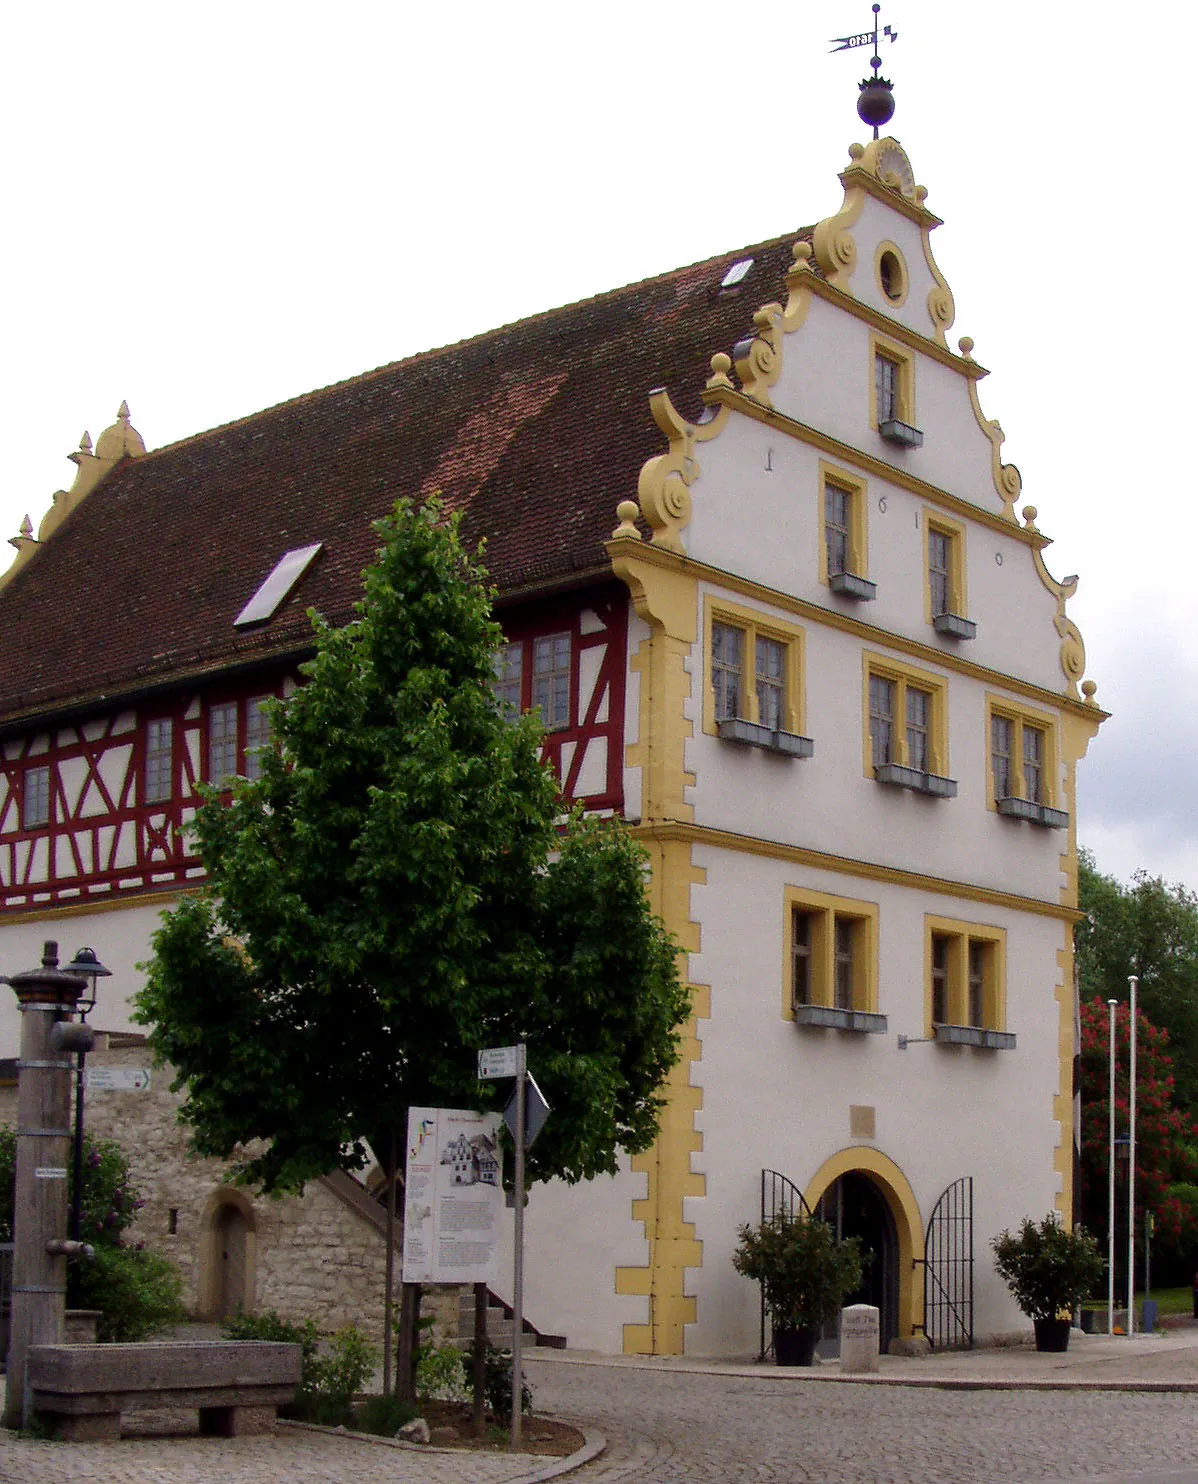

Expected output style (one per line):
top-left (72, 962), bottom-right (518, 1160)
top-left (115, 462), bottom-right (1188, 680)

top-left (830, 5), bottom-right (897, 139)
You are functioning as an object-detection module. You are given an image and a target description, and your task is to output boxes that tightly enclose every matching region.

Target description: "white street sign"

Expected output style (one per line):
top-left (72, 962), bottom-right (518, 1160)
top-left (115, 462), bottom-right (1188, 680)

top-left (477, 1045), bottom-right (523, 1080)
top-left (85, 1067), bottom-right (152, 1092)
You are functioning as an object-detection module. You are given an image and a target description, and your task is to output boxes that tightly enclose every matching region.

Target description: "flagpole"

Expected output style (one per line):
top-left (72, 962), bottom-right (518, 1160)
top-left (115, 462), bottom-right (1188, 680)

top-left (1127, 976), bottom-right (1138, 1335)
top-left (1107, 998), bottom-right (1117, 1337)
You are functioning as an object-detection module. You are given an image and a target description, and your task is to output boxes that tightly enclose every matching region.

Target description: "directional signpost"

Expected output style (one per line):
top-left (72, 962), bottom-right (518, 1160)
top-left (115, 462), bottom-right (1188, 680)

top-left (84, 1067), bottom-right (152, 1093)
top-left (478, 1042), bottom-right (550, 1449)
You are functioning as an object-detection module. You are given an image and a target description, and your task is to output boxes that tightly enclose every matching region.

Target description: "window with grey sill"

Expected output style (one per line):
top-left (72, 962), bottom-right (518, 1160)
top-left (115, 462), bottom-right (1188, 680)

top-left (996, 797), bottom-right (1069, 829)
top-left (933, 612), bottom-right (977, 640)
top-left (874, 763), bottom-right (957, 798)
top-left (879, 419), bottom-right (923, 448)
top-left (716, 717), bottom-right (814, 758)
top-left (829, 572), bottom-right (877, 601)
top-left (933, 1023), bottom-right (1017, 1050)
top-left (792, 1003), bottom-right (888, 1034)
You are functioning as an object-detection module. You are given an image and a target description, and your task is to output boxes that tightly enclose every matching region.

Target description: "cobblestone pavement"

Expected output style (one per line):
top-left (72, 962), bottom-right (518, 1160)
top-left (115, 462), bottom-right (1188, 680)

top-left (0, 1418), bottom-right (588, 1484)
top-left (528, 1353), bottom-right (1198, 1484)
top-left (2, 1332), bottom-right (1196, 1484)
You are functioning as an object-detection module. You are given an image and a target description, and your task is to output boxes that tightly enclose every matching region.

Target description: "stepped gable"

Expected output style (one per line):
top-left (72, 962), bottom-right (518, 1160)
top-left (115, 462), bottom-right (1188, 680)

top-left (0, 231), bottom-right (805, 726)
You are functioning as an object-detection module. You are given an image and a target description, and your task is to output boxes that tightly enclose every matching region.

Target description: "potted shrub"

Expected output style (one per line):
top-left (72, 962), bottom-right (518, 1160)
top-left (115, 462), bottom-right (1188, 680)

top-left (990, 1214), bottom-right (1105, 1352)
top-left (732, 1208), bottom-right (863, 1365)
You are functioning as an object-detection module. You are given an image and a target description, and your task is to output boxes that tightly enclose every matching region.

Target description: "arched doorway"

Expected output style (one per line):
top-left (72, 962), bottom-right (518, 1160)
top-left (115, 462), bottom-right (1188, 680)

top-left (816, 1172), bottom-right (899, 1352)
top-left (214, 1202), bottom-right (249, 1319)
top-left (199, 1188), bottom-right (257, 1320)
top-left (804, 1146), bottom-right (923, 1354)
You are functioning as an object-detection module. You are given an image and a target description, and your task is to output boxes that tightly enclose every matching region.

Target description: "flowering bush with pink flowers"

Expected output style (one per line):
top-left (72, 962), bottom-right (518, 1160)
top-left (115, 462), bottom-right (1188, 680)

top-left (1, 1128), bottom-right (183, 1340)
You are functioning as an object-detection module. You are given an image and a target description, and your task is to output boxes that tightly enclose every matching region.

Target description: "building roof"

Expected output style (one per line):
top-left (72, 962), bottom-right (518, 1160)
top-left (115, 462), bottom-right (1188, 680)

top-left (0, 232), bottom-right (808, 728)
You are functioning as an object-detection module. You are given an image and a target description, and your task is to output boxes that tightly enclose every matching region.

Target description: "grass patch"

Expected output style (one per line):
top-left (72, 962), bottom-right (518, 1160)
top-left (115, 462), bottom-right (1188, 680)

top-left (1083, 1285), bottom-right (1193, 1316)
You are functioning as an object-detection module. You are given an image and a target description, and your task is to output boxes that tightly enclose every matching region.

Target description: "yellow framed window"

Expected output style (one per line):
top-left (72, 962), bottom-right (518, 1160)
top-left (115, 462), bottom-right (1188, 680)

top-left (870, 334), bottom-right (920, 446)
top-left (863, 657), bottom-right (949, 776)
top-left (924, 512), bottom-right (974, 638)
top-left (925, 916), bottom-right (1008, 1044)
top-left (704, 599), bottom-right (806, 742)
top-left (986, 695), bottom-right (1064, 825)
top-left (818, 464), bottom-right (874, 599)
top-left (783, 886), bottom-right (881, 1029)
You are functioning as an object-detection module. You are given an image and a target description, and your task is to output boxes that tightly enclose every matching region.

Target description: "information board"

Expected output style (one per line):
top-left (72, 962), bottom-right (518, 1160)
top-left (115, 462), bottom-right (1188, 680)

top-left (401, 1106), bottom-right (503, 1284)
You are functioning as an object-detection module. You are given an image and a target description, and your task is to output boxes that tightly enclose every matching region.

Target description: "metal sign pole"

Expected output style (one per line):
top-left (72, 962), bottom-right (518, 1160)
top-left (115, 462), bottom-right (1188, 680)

top-left (510, 1042), bottom-right (526, 1449)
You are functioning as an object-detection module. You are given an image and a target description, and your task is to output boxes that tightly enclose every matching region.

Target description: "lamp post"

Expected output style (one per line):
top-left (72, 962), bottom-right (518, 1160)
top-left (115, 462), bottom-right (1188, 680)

top-left (60, 948), bottom-right (112, 1248)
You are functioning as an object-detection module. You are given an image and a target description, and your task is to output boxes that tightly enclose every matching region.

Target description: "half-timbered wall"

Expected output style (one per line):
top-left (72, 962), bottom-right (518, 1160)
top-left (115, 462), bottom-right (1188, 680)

top-left (497, 587), bottom-right (628, 815)
top-left (0, 590), bottom-right (629, 916)
top-left (0, 668), bottom-right (292, 913)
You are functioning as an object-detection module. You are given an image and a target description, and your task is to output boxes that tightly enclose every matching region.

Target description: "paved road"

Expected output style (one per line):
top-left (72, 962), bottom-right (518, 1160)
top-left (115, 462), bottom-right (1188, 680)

top-left (2, 1334), bottom-right (1197, 1484)
top-left (529, 1361), bottom-right (1198, 1483)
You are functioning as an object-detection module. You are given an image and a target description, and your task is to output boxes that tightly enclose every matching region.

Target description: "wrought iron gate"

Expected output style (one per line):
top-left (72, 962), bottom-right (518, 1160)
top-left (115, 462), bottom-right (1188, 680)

top-left (757, 1170), bottom-right (812, 1360)
top-left (920, 1175), bottom-right (974, 1350)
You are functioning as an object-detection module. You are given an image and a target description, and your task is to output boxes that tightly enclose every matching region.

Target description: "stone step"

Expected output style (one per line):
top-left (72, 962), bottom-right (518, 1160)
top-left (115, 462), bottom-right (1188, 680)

top-left (454, 1292), bottom-right (565, 1349)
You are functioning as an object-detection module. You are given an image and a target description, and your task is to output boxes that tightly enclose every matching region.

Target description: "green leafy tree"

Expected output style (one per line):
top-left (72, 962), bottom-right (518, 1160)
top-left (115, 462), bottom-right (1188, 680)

top-left (134, 497), bottom-right (689, 1194)
top-left (1076, 849), bottom-right (1198, 1114)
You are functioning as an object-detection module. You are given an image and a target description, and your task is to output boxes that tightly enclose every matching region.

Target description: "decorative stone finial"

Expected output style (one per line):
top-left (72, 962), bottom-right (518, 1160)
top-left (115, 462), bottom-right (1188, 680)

top-left (79, 431), bottom-right (92, 454)
top-left (848, 142), bottom-right (865, 162)
top-left (706, 353), bottom-right (734, 391)
top-left (94, 402), bottom-right (146, 463)
top-left (1021, 505), bottom-right (1038, 530)
top-left (612, 500), bottom-right (642, 540)
top-left (793, 241), bottom-right (813, 265)
top-left (958, 336), bottom-right (975, 360)
top-left (1081, 680), bottom-right (1098, 705)
top-left (8, 515), bottom-right (35, 554)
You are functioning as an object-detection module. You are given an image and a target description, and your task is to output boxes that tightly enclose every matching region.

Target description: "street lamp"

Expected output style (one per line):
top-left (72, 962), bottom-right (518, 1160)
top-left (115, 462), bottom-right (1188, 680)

top-left (60, 947), bottom-right (112, 1246)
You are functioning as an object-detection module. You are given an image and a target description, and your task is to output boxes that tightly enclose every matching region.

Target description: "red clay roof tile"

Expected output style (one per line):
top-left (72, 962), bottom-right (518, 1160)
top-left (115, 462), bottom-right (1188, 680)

top-left (0, 231), bottom-right (807, 725)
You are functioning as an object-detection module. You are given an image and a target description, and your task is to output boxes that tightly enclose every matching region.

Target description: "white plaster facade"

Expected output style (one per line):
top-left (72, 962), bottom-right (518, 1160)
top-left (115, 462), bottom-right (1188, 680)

top-left (0, 136), bottom-right (1104, 1360)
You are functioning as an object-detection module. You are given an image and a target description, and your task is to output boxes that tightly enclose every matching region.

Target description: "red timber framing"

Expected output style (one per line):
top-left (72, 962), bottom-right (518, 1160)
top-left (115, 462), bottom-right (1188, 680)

top-left (0, 670), bottom-right (291, 913)
top-left (496, 587), bottom-right (628, 815)
top-left (0, 591), bottom-right (627, 916)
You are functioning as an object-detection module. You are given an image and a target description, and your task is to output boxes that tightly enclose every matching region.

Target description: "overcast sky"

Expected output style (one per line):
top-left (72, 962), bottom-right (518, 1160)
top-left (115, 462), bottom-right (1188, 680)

top-left (2, 3), bottom-right (1191, 892)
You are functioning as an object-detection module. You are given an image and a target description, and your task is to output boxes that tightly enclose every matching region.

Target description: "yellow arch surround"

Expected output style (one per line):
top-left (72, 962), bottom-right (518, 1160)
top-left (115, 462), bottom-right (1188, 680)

top-left (803, 1146), bottom-right (924, 1341)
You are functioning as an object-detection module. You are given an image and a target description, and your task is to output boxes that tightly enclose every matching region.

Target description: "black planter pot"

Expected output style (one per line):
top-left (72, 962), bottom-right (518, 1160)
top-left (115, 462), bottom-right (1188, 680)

top-left (773, 1325), bottom-right (819, 1366)
top-left (1033, 1317), bottom-right (1071, 1353)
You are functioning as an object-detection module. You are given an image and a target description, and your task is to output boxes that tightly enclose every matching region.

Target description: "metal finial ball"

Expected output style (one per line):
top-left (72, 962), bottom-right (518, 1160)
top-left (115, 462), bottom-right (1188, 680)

top-left (857, 77), bottom-right (895, 129)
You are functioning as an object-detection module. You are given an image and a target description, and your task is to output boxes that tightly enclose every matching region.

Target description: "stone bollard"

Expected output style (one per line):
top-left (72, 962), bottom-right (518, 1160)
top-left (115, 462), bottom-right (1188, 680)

top-left (839, 1303), bottom-right (881, 1374)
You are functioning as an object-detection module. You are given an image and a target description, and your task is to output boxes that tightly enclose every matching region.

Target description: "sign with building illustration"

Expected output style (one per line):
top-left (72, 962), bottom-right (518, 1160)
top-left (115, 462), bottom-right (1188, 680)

top-left (401, 1106), bottom-right (503, 1284)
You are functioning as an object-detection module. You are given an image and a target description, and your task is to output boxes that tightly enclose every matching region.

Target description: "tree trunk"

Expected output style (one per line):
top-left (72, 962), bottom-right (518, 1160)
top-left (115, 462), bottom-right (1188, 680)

top-left (396, 1281), bottom-right (421, 1401)
top-left (383, 1131), bottom-right (397, 1397)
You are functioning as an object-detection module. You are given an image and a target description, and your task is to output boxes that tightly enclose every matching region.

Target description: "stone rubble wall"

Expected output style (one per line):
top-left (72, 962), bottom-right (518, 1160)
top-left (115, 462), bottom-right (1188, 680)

top-left (0, 1038), bottom-right (461, 1347)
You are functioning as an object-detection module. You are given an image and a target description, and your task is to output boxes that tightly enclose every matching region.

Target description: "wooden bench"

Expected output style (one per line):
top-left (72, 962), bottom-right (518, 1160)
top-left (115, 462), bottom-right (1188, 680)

top-left (27, 1340), bottom-right (302, 1442)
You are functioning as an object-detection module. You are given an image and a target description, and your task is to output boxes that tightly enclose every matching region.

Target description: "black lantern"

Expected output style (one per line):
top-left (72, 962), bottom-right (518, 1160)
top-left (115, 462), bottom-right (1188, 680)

top-left (61, 948), bottom-right (112, 1246)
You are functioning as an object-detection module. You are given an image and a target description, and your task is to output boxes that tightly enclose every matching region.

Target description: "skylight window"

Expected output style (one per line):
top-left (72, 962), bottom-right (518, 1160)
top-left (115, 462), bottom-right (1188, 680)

top-left (720, 258), bottom-right (754, 288)
top-left (234, 542), bottom-right (323, 627)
